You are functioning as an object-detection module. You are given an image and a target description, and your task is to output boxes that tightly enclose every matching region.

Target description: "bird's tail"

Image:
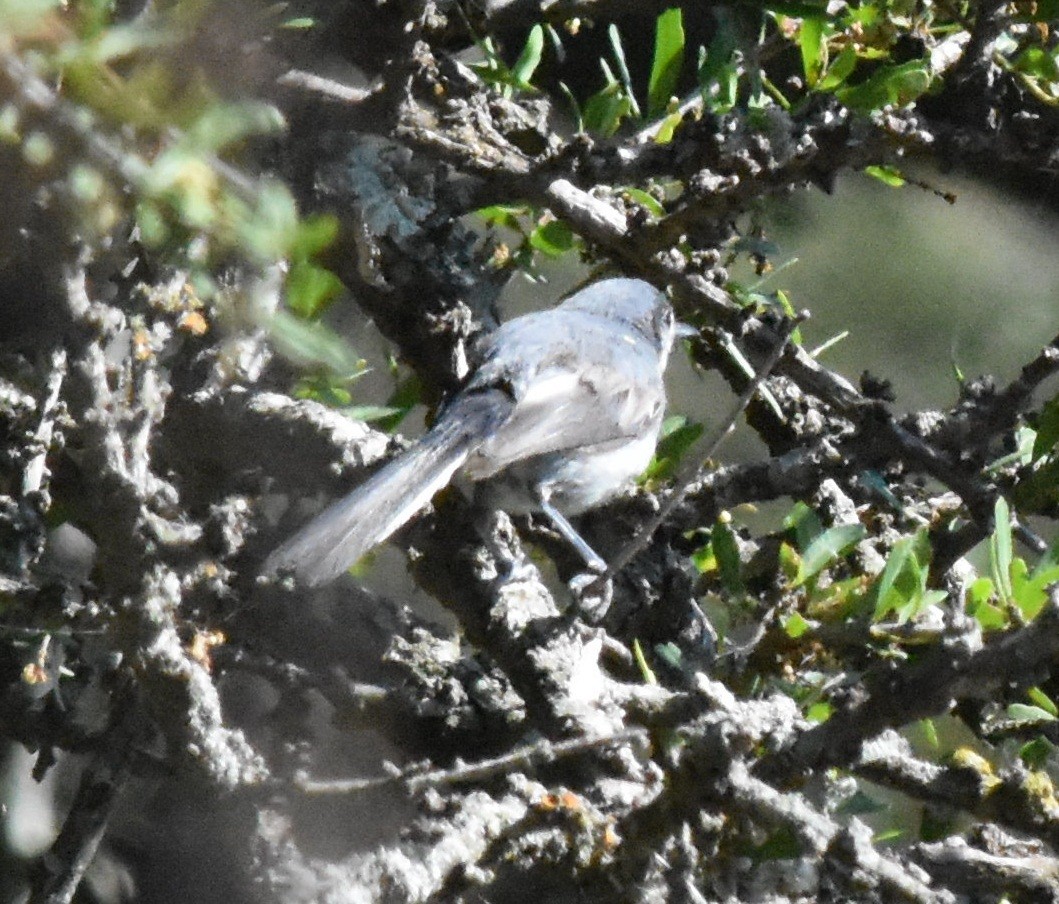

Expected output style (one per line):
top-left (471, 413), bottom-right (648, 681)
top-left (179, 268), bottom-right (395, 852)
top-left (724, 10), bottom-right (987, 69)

top-left (262, 388), bottom-right (512, 587)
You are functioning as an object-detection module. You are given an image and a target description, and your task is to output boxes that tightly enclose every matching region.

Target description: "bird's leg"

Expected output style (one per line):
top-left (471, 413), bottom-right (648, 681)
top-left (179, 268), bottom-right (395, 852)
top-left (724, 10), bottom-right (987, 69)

top-left (537, 496), bottom-right (607, 573)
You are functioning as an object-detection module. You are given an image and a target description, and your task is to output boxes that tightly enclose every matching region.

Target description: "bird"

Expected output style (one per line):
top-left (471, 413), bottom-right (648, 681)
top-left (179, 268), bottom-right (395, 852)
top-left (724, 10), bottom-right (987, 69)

top-left (263, 277), bottom-right (685, 587)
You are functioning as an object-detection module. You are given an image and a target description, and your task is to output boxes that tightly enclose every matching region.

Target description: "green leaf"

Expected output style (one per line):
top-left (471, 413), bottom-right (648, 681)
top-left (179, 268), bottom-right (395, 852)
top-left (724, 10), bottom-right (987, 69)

top-left (915, 717), bottom-right (940, 750)
top-left (794, 522), bottom-right (866, 587)
top-left (874, 532), bottom-right (922, 621)
top-left (1028, 687), bottom-right (1059, 717)
top-left (806, 701), bottom-right (832, 723)
top-left (779, 541), bottom-right (801, 584)
top-left (1006, 703), bottom-right (1057, 724)
top-left (784, 501), bottom-right (823, 551)
top-left (967, 584), bottom-right (1006, 630)
top-left (1021, 736), bottom-right (1055, 769)
top-left (512, 24), bottom-right (544, 89)
top-left (269, 311), bottom-right (363, 378)
top-left (642, 415), bottom-right (703, 482)
top-left (774, 290), bottom-right (803, 345)
top-left (285, 261), bottom-right (344, 319)
top-left (990, 497), bottom-right (1014, 604)
top-left (528, 218), bottom-right (577, 257)
top-left (289, 214), bottom-right (340, 259)
top-left (697, 33), bottom-right (739, 113)
top-left (653, 108), bottom-right (683, 144)
top-left (712, 520), bottom-right (744, 595)
top-left (799, 16), bottom-right (827, 87)
top-left (648, 8), bottom-right (685, 119)
top-left (477, 203), bottom-right (529, 230)
top-left (182, 101), bottom-right (285, 153)
top-left (865, 165), bottom-right (906, 187)
top-left (1013, 45), bottom-right (1059, 80)
top-left (375, 373), bottom-right (423, 434)
top-left (607, 24), bottom-right (642, 117)
top-left (582, 79), bottom-right (633, 137)
top-left (342, 405), bottom-right (404, 422)
top-left (783, 611), bottom-right (811, 638)
top-left (633, 638), bottom-right (658, 685)
top-left (1032, 396), bottom-right (1059, 460)
top-left (623, 188), bottom-right (665, 218)
top-left (835, 60), bottom-right (932, 112)
top-left (837, 790), bottom-right (886, 816)
top-left (817, 44), bottom-right (857, 90)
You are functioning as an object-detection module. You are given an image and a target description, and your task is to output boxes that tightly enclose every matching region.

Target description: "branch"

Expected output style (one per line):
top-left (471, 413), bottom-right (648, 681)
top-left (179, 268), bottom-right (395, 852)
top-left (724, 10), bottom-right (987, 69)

top-left (856, 730), bottom-right (1059, 852)
top-left (759, 596), bottom-right (1059, 778)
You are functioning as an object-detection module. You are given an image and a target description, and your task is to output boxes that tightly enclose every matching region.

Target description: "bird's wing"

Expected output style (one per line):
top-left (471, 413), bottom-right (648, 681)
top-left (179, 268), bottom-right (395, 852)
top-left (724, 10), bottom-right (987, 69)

top-left (464, 323), bottom-right (664, 479)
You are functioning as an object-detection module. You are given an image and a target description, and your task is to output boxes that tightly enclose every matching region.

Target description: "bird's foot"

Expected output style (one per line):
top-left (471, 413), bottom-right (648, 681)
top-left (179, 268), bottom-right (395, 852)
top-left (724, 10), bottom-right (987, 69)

top-left (568, 570), bottom-right (613, 622)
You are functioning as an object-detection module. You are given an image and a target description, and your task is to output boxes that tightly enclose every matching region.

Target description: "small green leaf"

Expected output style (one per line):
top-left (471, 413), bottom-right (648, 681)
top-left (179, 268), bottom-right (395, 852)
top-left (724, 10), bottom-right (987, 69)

top-left (784, 501), bottom-right (823, 551)
top-left (873, 828), bottom-right (904, 844)
top-left (582, 78), bottom-right (633, 137)
top-left (269, 311), bottom-right (363, 378)
top-left (290, 214), bottom-right (340, 258)
top-left (837, 790), bottom-right (886, 816)
top-left (1006, 703), bottom-right (1057, 724)
top-left (623, 188), bottom-right (665, 218)
top-left (835, 60), bottom-right (932, 112)
top-left (512, 24), bottom-right (544, 89)
top-left (1021, 736), bottom-right (1055, 768)
top-left (968, 593), bottom-right (1006, 631)
top-left (375, 374), bottom-right (424, 434)
top-left (528, 218), bottom-right (576, 257)
top-left (783, 611), bottom-right (811, 638)
top-left (343, 405), bottom-right (404, 422)
top-left (1028, 687), bottom-right (1059, 717)
top-left (182, 101), bottom-right (285, 153)
top-left (477, 203), bottom-right (529, 230)
top-left (697, 28), bottom-right (739, 113)
top-left (799, 16), bottom-right (827, 87)
top-left (633, 638), bottom-right (658, 685)
top-left (865, 165), bottom-right (906, 187)
top-left (817, 43), bottom-right (857, 90)
top-left (779, 541), bottom-right (801, 584)
top-left (874, 531), bottom-right (935, 621)
top-left (285, 261), bottom-right (344, 319)
top-left (648, 8), bottom-right (685, 119)
top-left (712, 520), bottom-right (744, 595)
top-left (642, 415), bottom-right (703, 482)
top-left (654, 641), bottom-right (682, 670)
top-left (1032, 396), bottom-right (1059, 460)
top-left (806, 701), bottom-right (832, 723)
top-left (990, 497), bottom-right (1014, 604)
top-left (607, 24), bottom-right (642, 117)
top-left (691, 541), bottom-right (716, 574)
top-left (967, 576), bottom-right (995, 607)
top-left (915, 717), bottom-right (940, 750)
top-left (653, 108), bottom-right (683, 143)
top-left (795, 522), bottom-right (866, 587)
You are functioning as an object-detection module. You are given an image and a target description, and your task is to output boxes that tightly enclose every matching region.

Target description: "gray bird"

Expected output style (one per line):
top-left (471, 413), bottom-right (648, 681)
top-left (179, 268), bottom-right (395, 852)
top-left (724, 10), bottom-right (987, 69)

top-left (264, 277), bottom-right (685, 587)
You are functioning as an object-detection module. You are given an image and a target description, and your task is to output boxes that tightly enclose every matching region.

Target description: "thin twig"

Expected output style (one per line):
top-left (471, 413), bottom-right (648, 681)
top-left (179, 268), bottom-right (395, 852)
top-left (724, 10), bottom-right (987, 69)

top-left (296, 726), bottom-right (649, 795)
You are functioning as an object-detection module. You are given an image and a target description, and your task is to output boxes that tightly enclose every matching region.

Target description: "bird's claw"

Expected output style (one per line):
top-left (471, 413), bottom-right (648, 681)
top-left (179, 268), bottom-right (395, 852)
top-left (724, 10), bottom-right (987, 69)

top-left (568, 570), bottom-right (613, 621)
